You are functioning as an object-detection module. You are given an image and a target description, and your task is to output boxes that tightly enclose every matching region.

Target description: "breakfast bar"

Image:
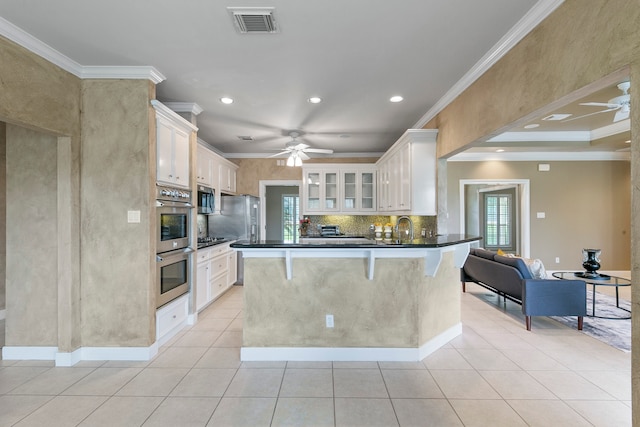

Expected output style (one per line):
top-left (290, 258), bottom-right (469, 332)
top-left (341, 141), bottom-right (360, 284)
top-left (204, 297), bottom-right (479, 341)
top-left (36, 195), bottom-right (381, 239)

top-left (231, 235), bottom-right (480, 362)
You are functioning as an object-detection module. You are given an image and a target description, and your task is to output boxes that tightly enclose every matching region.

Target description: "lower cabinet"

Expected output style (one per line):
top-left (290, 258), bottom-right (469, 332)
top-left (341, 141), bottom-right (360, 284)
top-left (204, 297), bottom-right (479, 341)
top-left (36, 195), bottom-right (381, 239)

top-left (195, 242), bottom-right (236, 312)
top-left (156, 294), bottom-right (189, 345)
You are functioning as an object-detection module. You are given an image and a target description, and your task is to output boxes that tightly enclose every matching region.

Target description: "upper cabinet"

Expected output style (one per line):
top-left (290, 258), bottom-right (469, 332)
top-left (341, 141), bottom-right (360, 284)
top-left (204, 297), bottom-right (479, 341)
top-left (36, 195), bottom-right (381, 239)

top-left (217, 160), bottom-right (237, 194)
top-left (302, 165), bottom-right (376, 214)
top-left (152, 100), bottom-right (198, 189)
top-left (376, 129), bottom-right (438, 215)
top-left (196, 145), bottom-right (215, 187)
top-left (197, 141), bottom-right (239, 213)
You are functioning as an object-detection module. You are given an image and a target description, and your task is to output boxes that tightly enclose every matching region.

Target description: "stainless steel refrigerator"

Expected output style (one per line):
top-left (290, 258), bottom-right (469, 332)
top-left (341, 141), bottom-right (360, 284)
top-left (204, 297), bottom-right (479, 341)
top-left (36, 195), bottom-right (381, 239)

top-left (209, 195), bottom-right (261, 284)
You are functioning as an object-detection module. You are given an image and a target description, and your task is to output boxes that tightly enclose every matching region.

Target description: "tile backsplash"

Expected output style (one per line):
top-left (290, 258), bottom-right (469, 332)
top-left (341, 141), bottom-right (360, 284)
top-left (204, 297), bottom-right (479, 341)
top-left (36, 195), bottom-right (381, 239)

top-left (304, 215), bottom-right (436, 238)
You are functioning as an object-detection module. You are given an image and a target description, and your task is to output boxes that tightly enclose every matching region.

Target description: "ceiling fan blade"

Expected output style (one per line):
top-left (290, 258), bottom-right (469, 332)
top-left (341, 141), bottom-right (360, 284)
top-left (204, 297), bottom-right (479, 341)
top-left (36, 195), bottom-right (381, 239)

top-left (293, 143), bottom-right (309, 150)
top-left (561, 107), bottom-right (620, 123)
top-left (298, 151), bottom-right (310, 161)
top-left (580, 102), bottom-right (621, 108)
top-left (614, 108), bottom-right (630, 122)
top-left (267, 151), bottom-right (290, 158)
top-left (304, 148), bottom-right (334, 154)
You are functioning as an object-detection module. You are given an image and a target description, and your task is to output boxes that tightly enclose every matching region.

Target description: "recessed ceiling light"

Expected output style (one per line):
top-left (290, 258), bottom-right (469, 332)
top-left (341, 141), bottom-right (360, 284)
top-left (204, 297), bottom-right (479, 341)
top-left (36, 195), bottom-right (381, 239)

top-left (524, 124), bottom-right (539, 129)
top-left (220, 97), bottom-right (234, 104)
top-left (389, 95), bottom-right (404, 103)
top-left (308, 97), bottom-right (322, 104)
top-left (496, 149), bottom-right (505, 153)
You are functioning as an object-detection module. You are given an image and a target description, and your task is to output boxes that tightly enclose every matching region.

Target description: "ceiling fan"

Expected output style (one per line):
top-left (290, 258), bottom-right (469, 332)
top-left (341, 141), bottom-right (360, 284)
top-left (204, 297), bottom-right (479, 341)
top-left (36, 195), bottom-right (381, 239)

top-left (563, 81), bottom-right (631, 123)
top-left (268, 131), bottom-right (334, 166)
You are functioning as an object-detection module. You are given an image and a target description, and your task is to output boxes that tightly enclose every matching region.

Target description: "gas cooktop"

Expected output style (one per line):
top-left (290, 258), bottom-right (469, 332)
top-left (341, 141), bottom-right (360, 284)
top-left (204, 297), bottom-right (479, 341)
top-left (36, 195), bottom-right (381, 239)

top-left (197, 237), bottom-right (230, 248)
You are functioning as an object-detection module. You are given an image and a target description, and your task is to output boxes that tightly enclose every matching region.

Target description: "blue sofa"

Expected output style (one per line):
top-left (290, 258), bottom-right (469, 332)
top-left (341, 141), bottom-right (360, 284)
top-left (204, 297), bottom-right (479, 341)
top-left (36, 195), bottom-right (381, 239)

top-left (461, 248), bottom-right (586, 331)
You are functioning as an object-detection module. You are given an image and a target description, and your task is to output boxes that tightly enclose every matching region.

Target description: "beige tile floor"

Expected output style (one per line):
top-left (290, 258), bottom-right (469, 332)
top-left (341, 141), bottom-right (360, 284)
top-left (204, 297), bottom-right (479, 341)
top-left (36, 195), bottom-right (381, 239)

top-left (0, 282), bottom-right (631, 426)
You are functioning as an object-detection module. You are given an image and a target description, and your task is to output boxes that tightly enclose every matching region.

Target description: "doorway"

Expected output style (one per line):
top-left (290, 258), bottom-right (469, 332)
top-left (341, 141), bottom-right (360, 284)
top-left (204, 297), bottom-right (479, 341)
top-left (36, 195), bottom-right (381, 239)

top-left (459, 179), bottom-right (530, 257)
top-left (260, 180), bottom-right (302, 241)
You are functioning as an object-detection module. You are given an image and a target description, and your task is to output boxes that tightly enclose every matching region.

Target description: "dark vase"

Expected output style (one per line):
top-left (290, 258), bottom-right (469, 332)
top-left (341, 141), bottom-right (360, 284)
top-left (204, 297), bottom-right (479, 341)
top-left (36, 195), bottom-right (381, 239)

top-left (582, 248), bottom-right (601, 275)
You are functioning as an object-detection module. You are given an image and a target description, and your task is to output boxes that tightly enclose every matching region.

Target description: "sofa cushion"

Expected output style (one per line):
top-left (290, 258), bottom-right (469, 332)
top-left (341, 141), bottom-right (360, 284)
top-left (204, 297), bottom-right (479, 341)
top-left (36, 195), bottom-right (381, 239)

top-left (473, 248), bottom-right (497, 260)
top-left (502, 254), bottom-right (547, 279)
top-left (494, 254), bottom-right (533, 279)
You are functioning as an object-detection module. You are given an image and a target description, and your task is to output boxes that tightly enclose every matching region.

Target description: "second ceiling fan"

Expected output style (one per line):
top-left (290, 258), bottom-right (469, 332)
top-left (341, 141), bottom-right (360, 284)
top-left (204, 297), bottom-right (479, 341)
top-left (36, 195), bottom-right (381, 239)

top-left (268, 131), bottom-right (334, 166)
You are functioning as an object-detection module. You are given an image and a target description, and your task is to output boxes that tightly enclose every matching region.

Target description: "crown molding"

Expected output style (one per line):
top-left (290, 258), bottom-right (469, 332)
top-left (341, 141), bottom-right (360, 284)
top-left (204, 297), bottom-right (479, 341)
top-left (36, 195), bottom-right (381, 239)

top-left (0, 16), bottom-right (83, 76)
top-left (591, 119), bottom-right (630, 140)
top-left (0, 17), bottom-right (165, 83)
top-left (413, 0), bottom-right (565, 129)
top-left (488, 130), bottom-right (590, 142)
top-left (81, 66), bottom-right (165, 84)
top-left (165, 102), bottom-right (204, 115)
top-left (224, 152), bottom-right (384, 159)
top-left (448, 150), bottom-right (630, 162)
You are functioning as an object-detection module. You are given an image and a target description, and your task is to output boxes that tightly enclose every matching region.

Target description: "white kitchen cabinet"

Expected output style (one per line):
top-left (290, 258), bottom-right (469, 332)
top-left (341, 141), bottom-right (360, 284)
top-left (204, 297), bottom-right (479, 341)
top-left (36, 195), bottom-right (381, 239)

top-left (195, 242), bottom-right (235, 312)
top-left (375, 129), bottom-right (438, 215)
top-left (227, 250), bottom-right (238, 286)
top-left (341, 166), bottom-right (376, 212)
top-left (209, 252), bottom-right (228, 301)
top-left (156, 294), bottom-right (189, 345)
top-left (196, 246), bottom-right (213, 312)
top-left (196, 145), bottom-right (215, 187)
top-left (218, 160), bottom-right (237, 194)
top-left (152, 100), bottom-right (197, 189)
top-left (302, 165), bottom-right (376, 214)
top-left (302, 168), bottom-right (340, 213)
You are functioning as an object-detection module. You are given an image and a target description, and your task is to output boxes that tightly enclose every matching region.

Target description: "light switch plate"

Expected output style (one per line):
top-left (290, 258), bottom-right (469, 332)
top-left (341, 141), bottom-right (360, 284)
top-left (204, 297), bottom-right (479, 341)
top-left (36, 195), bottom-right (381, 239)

top-left (536, 212), bottom-right (545, 219)
top-left (127, 210), bottom-right (141, 223)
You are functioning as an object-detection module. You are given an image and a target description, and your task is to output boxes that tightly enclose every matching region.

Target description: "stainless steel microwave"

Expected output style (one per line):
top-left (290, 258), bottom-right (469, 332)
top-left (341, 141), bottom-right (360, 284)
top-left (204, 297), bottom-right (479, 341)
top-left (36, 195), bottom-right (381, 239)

top-left (197, 185), bottom-right (215, 214)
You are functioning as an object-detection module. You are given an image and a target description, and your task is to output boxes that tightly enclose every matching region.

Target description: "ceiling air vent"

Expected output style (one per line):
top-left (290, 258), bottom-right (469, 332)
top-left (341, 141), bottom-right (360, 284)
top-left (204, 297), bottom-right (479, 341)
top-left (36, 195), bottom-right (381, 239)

top-left (228, 7), bottom-right (278, 34)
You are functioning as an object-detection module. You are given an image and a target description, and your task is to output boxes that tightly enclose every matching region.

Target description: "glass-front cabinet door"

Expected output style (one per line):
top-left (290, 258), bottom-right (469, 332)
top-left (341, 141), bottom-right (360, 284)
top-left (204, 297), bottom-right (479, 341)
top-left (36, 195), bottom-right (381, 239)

top-left (341, 168), bottom-right (376, 212)
top-left (306, 171), bottom-right (321, 211)
top-left (324, 172), bottom-right (338, 210)
top-left (304, 169), bottom-right (340, 213)
top-left (342, 172), bottom-right (357, 210)
top-left (361, 171), bottom-right (375, 210)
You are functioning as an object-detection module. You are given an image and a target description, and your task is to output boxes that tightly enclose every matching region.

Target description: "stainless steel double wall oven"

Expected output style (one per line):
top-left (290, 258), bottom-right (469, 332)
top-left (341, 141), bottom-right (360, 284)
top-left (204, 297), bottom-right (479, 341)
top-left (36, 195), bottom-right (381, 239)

top-left (156, 184), bottom-right (193, 308)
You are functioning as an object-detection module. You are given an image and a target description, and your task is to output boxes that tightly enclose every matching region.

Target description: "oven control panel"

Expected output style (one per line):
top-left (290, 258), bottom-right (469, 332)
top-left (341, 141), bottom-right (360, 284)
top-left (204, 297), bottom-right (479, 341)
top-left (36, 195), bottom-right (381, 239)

top-left (156, 184), bottom-right (191, 202)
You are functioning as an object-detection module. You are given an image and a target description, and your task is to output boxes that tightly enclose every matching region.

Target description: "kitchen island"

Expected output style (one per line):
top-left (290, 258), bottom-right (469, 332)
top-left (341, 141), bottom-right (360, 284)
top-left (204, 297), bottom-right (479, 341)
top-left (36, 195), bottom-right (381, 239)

top-left (232, 235), bottom-right (481, 362)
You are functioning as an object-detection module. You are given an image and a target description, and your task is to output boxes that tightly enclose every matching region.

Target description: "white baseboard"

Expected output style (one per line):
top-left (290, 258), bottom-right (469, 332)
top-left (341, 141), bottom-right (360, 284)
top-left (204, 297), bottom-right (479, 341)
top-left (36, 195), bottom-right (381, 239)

top-left (3, 344), bottom-right (159, 367)
top-left (241, 323), bottom-right (462, 362)
top-left (2, 346), bottom-right (59, 361)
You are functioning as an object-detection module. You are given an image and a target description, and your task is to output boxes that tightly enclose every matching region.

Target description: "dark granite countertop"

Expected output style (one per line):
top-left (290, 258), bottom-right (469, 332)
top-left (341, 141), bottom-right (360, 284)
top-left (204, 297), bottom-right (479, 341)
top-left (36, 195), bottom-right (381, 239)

top-left (231, 234), bottom-right (481, 249)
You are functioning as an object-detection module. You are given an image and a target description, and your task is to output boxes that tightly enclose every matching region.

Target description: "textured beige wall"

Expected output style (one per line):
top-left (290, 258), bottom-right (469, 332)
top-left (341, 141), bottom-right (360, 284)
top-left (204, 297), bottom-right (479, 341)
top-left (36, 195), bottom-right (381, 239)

top-left (0, 123), bottom-right (5, 311)
top-left (433, 1), bottom-right (639, 158)
top-left (6, 125), bottom-right (58, 345)
top-left (0, 35), bottom-right (157, 350)
top-left (447, 161), bottom-right (631, 270)
top-left (80, 80), bottom-right (155, 347)
top-left (243, 254), bottom-right (459, 348)
top-left (427, 1), bottom-right (640, 420)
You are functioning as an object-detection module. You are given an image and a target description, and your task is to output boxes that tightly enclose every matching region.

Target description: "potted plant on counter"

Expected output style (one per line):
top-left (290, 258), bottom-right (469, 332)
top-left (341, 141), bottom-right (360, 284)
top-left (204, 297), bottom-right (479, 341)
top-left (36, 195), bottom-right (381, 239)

top-left (300, 217), bottom-right (311, 236)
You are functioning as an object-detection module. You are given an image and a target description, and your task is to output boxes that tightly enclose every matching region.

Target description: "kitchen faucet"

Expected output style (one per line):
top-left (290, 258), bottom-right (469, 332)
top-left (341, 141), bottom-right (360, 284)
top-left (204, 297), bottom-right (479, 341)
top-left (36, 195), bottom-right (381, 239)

top-left (395, 216), bottom-right (414, 241)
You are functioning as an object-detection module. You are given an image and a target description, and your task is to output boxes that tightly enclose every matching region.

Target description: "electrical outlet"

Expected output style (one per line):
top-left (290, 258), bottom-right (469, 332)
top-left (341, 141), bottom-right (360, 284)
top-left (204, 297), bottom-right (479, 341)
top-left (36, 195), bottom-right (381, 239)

top-left (326, 314), bottom-right (334, 328)
top-left (555, 257), bottom-right (560, 263)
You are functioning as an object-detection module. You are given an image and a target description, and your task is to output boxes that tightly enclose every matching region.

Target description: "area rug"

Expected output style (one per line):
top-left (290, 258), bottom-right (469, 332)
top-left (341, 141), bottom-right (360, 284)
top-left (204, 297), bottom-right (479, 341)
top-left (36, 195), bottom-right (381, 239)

top-left (551, 290), bottom-right (631, 352)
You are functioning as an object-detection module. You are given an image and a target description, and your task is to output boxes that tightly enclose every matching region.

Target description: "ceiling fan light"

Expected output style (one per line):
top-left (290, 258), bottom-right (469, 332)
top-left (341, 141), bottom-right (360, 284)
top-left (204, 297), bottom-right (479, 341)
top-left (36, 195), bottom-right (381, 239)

top-left (286, 155), bottom-right (295, 167)
top-left (294, 155), bottom-right (303, 167)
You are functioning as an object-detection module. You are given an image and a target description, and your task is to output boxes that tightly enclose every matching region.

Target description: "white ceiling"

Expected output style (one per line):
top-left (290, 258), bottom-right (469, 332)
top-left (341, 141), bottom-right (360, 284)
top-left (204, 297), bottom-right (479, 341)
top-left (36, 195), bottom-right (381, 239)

top-left (1, 0), bottom-right (628, 160)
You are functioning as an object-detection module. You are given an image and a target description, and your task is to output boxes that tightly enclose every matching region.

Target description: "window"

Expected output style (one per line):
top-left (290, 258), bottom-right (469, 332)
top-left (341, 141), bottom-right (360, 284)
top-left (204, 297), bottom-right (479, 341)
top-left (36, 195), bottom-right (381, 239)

top-left (484, 193), bottom-right (512, 249)
top-left (282, 195), bottom-right (300, 243)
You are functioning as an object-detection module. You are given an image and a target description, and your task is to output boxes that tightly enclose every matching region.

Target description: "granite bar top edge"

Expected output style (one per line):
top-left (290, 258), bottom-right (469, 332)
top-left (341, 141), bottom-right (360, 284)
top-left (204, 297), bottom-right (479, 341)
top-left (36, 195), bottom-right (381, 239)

top-left (231, 234), bottom-right (481, 249)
